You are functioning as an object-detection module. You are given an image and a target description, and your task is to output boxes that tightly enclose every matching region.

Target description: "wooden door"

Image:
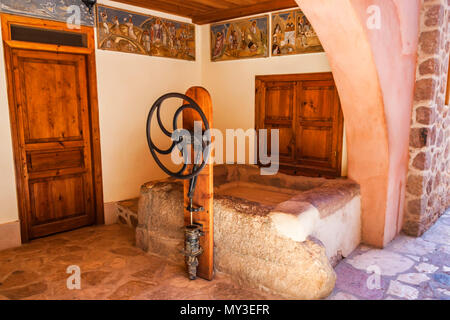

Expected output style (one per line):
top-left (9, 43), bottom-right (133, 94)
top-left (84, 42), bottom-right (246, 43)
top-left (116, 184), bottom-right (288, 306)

top-left (256, 73), bottom-right (344, 177)
top-left (256, 80), bottom-right (296, 163)
top-left (296, 79), bottom-right (343, 175)
top-left (9, 48), bottom-right (96, 240)
top-left (2, 14), bottom-right (104, 243)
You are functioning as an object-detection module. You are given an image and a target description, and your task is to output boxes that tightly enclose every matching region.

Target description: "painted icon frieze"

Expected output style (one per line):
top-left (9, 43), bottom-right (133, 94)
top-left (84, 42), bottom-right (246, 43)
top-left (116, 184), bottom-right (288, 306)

top-left (97, 4), bottom-right (195, 61)
top-left (271, 9), bottom-right (324, 56)
top-left (211, 15), bottom-right (269, 62)
top-left (0, 0), bottom-right (95, 26)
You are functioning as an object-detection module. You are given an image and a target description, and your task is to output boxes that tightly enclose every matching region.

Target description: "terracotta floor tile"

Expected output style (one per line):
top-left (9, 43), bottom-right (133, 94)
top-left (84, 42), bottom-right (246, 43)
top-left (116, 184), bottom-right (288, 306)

top-left (1, 209), bottom-right (449, 300)
top-left (0, 224), bottom-right (278, 300)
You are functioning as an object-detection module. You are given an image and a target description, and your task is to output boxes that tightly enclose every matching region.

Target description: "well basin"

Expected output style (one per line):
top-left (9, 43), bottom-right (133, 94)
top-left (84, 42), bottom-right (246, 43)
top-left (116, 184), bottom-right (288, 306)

top-left (136, 165), bottom-right (361, 299)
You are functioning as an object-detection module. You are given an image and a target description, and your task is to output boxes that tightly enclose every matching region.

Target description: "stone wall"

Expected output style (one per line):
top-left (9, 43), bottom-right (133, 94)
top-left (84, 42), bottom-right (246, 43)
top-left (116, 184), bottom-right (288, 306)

top-left (404, 0), bottom-right (450, 236)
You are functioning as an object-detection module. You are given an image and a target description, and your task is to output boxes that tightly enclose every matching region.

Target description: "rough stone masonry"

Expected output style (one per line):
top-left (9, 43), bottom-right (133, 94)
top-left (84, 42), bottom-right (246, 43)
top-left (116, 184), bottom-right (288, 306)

top-left (404, 0), bottom-right (450, 236)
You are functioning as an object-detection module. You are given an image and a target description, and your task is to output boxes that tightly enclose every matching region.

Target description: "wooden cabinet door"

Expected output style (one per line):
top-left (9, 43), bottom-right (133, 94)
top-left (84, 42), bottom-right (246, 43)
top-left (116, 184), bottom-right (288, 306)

top-left (256, 80), bottom-right (296, 163)
top-left (255, 73), bottom-right (343, 177)
top-left (10, 48), bottom-right (96, 239)
top-left (296, 80), bottom-right (343, 176)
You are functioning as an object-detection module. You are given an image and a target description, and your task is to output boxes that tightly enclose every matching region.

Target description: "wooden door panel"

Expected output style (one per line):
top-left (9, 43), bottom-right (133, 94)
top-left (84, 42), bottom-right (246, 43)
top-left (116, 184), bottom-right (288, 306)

top-left (299, 85), bottom-right (335, 121)
top-left (9, 48), bottom-right (96, 239)
top-left (27, 149), bottom-right (84, 173)
top-left (296, 80), bottom-right (341, 172)
top-left (255, 73), bottom-right (343, 177)
top-left (260, 80), bottom-right (296, 162)
top-left (29, 174), bottom-right (87, 225)
top-left (265, 125), bottom-right (294, 160)
top-left (17, 54), bottom-right (83, 143)
top-left (297, 126), bottom-right (333, 166)
top-left (265, 82), bottom-right (294, 120)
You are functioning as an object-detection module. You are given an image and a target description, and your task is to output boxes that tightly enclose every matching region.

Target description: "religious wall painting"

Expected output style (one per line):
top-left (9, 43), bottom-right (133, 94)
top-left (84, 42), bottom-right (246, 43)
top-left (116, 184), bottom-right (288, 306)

top-left (211, 15), bottom-right (269, 62)
top-left (97, 4), bottom-right (195, 61)
top-left (271, 10), bottom-right (324, 56)
top-left (0, 0), bottom-right (95, 26)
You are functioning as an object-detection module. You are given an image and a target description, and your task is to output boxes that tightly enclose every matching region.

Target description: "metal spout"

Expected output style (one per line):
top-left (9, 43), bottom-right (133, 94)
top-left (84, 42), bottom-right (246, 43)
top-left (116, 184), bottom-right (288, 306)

top-left (181, 224), bottom-right (204, 280)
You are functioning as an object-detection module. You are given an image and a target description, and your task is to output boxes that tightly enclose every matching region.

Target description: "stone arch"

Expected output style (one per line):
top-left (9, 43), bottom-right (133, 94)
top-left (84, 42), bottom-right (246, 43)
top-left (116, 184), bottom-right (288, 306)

top-left (297, 0), bottom-right (420, 247)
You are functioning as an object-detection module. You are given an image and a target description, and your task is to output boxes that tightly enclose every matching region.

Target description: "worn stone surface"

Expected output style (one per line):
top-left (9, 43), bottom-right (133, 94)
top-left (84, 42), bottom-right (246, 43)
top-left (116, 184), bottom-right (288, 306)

top-left (224, 164), bottom-right (328, 191)
top-left (290, 180), bottom-right (360, 218)
top-left (214, 201), bottom-right (336, 299)
top-left (137, 167), bottom-right (342, 299)
top-left (386, 235), bottom-right (436, 255)
top-left (404, 0), bottom-right (450, 237)
top-left (328, 208), bottom-right (450, 300)
top-left (138, 180), bottom-right (184, 238)
top-left (0, 282), bottom-right (48, 300)
top-left (214, 165), bottom-right (359, 219)
top-left (1, 209), bottom-right (449, 300)
top-left (346, 250), bottom-right (414, 276)
top-left (110, 247), bottom-right (142, 257)
top-left (117, 198), bottom-right (139, 230)
top-left (415, 263), bottom-right (439, 273)
top-left (397, 273), bottom-right (430, 285)
top-left (136, 180), bottom-right (185, 264)
top-left (0, 224), bottom-right (279, 300)
top-left (329, 291), bottom-right (358, 300)
top-left (0, 270), bottom-right (40, 289)
top-left (108, 281), bottom-right (157, 300)
top-left (387, 281), bottom-right (419, 300)
top-left (81, 271), bottom-right (111, 286)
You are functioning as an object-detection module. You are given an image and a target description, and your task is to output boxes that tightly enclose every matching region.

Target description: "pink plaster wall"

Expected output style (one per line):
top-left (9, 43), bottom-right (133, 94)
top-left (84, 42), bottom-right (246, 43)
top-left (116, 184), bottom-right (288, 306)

top-left (297, 0), bottom-right (420, 247)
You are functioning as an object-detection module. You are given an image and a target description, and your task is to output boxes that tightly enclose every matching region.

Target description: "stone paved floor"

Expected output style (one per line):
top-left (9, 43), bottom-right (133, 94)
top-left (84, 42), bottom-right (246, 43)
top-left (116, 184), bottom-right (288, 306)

top-left (329, 209), bottom-right (450, 300)
top-left (0, 210), bottom-right (449, 300)
top-left (0, 224), bottom-right (280, 300)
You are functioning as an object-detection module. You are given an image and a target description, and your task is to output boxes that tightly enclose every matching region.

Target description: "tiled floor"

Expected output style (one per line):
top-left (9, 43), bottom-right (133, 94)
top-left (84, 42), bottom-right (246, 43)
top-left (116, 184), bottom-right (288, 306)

top-left (0, 224), bottom-right (280, 300)
top-left (0, 210), bottom-right (449, 300)
top-left (329, 208), bottom-right (450, 300)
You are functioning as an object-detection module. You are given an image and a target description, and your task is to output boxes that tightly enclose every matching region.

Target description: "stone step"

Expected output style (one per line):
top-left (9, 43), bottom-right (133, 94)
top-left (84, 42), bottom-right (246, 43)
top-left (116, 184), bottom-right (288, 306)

top-left (116, 198), bottom-right (139, 229)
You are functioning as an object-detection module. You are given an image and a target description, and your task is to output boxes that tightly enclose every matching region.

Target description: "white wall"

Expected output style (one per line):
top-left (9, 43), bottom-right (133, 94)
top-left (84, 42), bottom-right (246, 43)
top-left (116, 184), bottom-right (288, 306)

top-left (200, 20), bottom-right (349, 173)
top-left (0, 29), bottom-right (19, 224)
top-left (96, 0), bottom-right (202, 203)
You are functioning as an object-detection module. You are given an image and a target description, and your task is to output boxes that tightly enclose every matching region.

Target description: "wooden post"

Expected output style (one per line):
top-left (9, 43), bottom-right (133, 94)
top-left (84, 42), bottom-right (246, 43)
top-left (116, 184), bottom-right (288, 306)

top-left (183, 87), bottom-right (214, 281)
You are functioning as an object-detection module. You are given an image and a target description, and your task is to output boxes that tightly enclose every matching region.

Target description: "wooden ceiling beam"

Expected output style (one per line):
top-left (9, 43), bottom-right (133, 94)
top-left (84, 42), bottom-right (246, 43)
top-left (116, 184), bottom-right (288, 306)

top-left (191, 0), bottom-right (258, 9)
top-left (192, 0), bottom-right (298, 24)
top-left (106, 0), bottom-right (299, 24)
top-left (109, 0), bottom-right (203, 19)
top-left (161, 0), bottom-right (218, 12)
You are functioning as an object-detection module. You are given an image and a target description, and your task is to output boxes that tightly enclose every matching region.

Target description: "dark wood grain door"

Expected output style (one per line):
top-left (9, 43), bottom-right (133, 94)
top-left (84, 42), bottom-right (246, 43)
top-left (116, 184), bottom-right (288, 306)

top-left (255, 73), bottom-right (343, 177)
top-left (256, 80), bottom-right (296, 163)
top-left (296, 80), bottom-right (343, 175)
top-left (10, 48), bottom-right (96, 239)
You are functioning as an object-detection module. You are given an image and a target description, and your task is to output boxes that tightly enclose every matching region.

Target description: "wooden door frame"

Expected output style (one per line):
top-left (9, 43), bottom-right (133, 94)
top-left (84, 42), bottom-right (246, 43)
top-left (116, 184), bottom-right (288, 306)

top-left (1, 14), bottom-right (104, 242)
top-left (255, 72), bottom-right (344, 178)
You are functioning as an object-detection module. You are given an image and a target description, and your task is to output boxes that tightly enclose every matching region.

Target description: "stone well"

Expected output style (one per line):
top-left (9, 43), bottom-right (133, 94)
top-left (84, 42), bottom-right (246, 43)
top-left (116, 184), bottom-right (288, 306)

top-left (136, 165), bottom-right (361, 299)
